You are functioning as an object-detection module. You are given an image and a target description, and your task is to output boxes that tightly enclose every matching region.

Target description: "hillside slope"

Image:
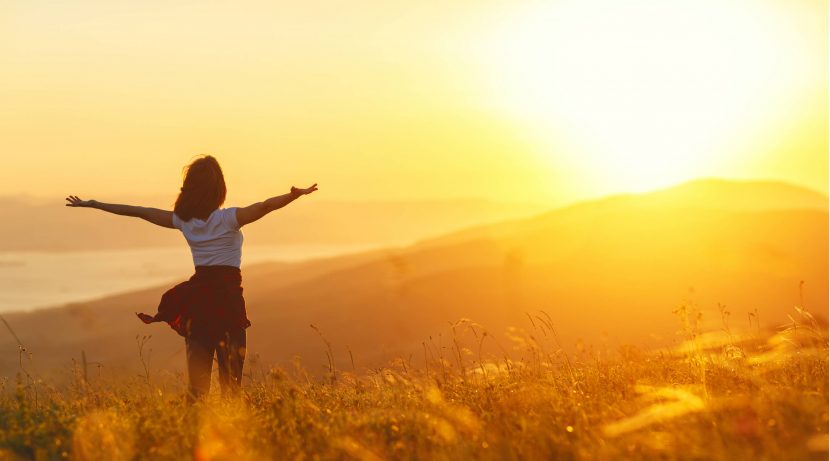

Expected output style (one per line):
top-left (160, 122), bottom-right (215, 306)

top-left (1, 179), bottom-right (826, 378)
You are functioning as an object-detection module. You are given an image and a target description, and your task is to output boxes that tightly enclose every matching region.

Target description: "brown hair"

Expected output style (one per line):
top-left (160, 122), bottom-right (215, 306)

top-left (174, 155), bottom-right (227, 222)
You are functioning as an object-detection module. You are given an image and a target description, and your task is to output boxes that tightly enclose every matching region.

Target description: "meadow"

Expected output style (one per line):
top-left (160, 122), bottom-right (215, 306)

top-left (0, 304), bottom-right (826, 461)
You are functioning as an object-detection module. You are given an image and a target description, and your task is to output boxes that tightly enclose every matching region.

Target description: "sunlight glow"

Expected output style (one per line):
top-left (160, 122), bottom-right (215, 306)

top-left (482, 0), bottom-right (809, 193)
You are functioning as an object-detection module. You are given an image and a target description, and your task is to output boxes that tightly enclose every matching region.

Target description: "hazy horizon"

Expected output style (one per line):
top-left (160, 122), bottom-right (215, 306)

top-left (4, 175), bottom-right (827, 209)
top-left (3, 177), bottom-right (824, 318)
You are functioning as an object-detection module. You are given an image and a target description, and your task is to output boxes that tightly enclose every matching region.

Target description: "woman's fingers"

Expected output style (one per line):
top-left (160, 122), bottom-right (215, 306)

top-left (65, 195), bottom-right (86, 206)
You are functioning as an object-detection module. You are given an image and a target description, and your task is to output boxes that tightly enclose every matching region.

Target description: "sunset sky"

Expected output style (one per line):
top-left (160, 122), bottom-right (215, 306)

top-left (0, 0), bottom-right (826, 206)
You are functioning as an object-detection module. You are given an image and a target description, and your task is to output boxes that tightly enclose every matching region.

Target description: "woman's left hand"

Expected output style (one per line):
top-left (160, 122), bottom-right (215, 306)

top-left (65, 196), bottom-right (95, 207)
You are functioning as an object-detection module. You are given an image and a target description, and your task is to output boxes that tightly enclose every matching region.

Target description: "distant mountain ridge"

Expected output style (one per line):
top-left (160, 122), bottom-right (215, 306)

top-left (621, 178), bottom-right (828, 211)
top-left (412, 178), bottom-right (827, 250)
top-left (0, 179), bottom-right (826, 379)
top-left (0, 197), bottom-right (546, 252)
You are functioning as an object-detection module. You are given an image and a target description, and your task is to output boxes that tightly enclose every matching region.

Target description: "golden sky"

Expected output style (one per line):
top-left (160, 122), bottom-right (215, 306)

top-left (0, 0), bottom-right (826, 205)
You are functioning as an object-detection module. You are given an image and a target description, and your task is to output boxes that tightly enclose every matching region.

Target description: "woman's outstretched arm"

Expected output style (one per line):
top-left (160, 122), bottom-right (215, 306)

top-left (236, 184), bottom-right (318, 227)
top-left (65, 195), bottom-right (175, 228)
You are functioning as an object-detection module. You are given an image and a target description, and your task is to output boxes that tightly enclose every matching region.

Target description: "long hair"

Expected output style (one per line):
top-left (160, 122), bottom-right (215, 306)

top-left (174, 155), bottom-right (227, 222)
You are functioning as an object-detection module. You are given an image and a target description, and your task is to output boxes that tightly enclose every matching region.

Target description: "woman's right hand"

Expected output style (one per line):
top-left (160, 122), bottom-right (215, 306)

top-left (290, 184), bottom-right (318, 196)
top-left (65, 196), bottom-right (96, 207)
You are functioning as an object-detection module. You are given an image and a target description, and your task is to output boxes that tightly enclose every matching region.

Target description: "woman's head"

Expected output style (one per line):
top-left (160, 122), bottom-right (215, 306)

top-left (174, 155), bottom-right (227, 221)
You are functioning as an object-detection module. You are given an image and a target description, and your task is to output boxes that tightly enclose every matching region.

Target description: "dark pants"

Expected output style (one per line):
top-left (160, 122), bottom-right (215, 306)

top-left (185, 328), bottom-right (246, 402)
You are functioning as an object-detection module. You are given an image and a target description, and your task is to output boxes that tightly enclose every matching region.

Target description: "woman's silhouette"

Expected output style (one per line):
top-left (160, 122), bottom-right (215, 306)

top-left (66, 155), bottom-right (317, 401)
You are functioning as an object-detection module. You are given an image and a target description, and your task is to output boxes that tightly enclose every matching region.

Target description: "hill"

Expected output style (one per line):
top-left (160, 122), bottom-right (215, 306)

top-left (0, 196), bottom-right (545, 251)
top-left (0, 179), bottom-right (826, 378)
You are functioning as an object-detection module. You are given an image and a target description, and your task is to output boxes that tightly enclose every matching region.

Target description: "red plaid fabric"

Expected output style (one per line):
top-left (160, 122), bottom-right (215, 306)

top-left (137, 265), bottom-right (250, 339)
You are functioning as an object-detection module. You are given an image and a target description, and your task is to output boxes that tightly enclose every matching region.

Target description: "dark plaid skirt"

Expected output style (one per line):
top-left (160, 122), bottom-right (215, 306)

top-left (138, 265), bottom-right (251, 340)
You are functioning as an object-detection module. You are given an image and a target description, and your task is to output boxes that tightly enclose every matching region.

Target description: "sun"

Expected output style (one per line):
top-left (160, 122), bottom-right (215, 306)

top-left (479, 0), bottom-right (801, 193)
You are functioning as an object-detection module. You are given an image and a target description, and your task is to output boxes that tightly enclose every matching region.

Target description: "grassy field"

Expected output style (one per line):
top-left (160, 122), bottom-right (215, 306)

top-left (0, 306), bottom-right (827, 461)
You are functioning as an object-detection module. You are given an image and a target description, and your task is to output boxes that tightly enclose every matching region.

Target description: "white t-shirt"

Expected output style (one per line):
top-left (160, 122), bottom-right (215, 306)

top-left (172, 207), bottom-right (243, 268)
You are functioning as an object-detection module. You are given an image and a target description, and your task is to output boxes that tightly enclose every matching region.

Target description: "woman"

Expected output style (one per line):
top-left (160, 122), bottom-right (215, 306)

top-left (65, 155), bottom-right (317, 401)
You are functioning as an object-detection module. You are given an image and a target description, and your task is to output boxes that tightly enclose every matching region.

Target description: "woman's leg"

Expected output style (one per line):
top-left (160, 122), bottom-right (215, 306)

top-left (185, 333), bottom-right (216, 402)
top-left (216, 328), bottom-right (247, 397)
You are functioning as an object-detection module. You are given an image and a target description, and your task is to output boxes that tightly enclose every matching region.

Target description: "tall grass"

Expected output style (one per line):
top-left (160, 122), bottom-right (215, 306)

top-left (0, 305), bottom-right (827, 461)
